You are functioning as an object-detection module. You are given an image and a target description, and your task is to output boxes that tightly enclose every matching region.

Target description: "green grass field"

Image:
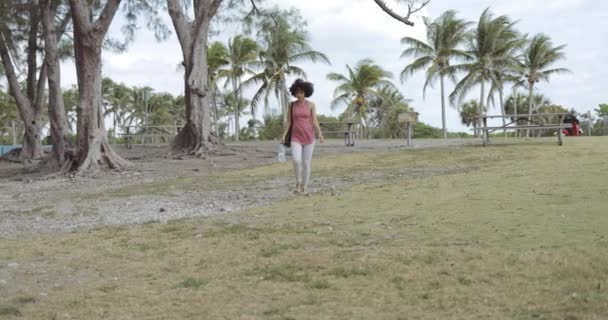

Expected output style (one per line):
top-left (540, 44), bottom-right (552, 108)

top-left (1, 138), bottom-right (607, 319)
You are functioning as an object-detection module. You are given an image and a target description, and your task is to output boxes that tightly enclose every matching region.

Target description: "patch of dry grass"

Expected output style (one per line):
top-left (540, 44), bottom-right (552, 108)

top-left (1, 138), bottom-right (607, 319)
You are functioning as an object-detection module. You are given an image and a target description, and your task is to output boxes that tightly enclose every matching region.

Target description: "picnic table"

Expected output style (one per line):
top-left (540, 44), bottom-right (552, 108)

top-left (475, 113), bottom-right (573, 146)
top-left (119, 126), bottom-right (182, 149)
top-left (319, 122), bottom-right (356, 146)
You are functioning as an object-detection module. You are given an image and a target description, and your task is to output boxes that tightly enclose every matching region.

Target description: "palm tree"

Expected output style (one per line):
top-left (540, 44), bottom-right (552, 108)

top-left (217, 35), bottom-right (258, 141)
top-left (450, 8), bottom-right (522, 137)
top-left (369, 86), bottom-right (412, 138)
top-left (215, 90), bottom-right (250, 140)
top-left (400, 10), bottom-right (470, 139)
top-left (207, 41), bottom-right (229, 133)
top-left (327, 59), bottom-right (394, 138)
top-left (459, 100), bottom-right (481, 132)
top-left (519, 34), bottom-right (570, 137)
top-left (486, 35), bottom-right (527, 137)
top-left (243, 14), bottom-right (330, 123)
top-left (102, 78), bottom-right (133, 138)
top-left (368, 85), bottom-right (412, 137)
top-left (504, 90), bottom-right (527, 136)
top-left (62, 86), bottom-right (79, 134)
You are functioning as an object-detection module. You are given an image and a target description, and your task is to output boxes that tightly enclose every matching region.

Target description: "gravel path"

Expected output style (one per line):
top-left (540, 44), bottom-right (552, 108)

top-left (0, 139), bottom-right (476, 237)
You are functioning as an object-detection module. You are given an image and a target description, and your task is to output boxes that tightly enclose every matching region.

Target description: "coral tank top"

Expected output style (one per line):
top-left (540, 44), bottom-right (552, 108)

top-left (291, 100), bottom-right (314, 145)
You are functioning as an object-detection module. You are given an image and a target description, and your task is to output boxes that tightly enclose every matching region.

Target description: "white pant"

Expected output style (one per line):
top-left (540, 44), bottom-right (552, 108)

top-left (291, 142), bottom-right (315, 189)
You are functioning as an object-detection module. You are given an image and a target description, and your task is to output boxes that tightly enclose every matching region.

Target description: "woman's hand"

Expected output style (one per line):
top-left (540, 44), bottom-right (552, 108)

top-left (319, 135), bottom-right (324, 144)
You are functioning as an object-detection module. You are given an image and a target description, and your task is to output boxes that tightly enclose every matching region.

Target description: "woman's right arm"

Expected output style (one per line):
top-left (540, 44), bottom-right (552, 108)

top-left (280, 105), bottom-right (292, 143)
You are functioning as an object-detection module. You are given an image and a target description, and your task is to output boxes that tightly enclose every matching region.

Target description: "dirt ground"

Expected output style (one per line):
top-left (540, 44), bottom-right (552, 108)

top-left (0, 139), bottom-right (474, 237)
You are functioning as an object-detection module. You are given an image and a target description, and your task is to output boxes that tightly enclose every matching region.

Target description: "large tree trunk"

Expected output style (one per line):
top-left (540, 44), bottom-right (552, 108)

top-left (0, 28), bottom-right (44, 161)
top-left (440, 74), bottom-right (447, 139)
top-left (41, 0), bottom-right (70, 166)
top-left (72, 36), bottom-right (127, 173)
top-left (20, 103), bottom-right (44, 160)
top-left (168, 0), bottom-right (220, 155)
top-left (526, 83), bottom-right (534, 138)
top-left (69, 0), bottom-right (128, 174)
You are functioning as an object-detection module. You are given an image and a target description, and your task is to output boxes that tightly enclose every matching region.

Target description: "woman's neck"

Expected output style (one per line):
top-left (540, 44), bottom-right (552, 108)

top-left (296, 97), bottom-right (306, 103)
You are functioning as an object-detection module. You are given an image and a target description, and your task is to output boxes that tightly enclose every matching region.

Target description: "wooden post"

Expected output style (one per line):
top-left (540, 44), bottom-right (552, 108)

top-left (558, 115), bottom-right (564, 145)
top-left (588, 112), bottom-right (592, 136)
top-left (347, 122), bottom-right (354, 147)
top-left (406, 122), bottom-right (412, 146)
top-left (11, 120), bottom-right (17, 146)
top-left (482, 116), bottom-right (489, 147)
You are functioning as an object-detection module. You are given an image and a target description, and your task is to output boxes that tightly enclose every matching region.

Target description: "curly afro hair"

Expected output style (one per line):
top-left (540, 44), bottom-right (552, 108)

top-left (289, 79), bottom-right (314, 98)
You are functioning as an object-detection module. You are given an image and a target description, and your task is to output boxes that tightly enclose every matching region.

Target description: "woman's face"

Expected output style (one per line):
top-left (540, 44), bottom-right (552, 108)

top-left (295, 88), bottom-right (305, 99)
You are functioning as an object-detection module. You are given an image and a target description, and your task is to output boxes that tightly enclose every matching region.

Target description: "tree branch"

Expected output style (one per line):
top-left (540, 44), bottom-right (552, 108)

top-left (246, 0), bottom-right (278, 28)
top-left (91, 0), bottom-right (122, 39)
top-left (167, 0), bottom-right (192, 55)
top-left (34, 61), bottom-right (48, 113)
top-left (57, 10), bottom-right (72, 38)
top-left (68, 0), bottom-right (91, 33)
top-left (0, 32), bottom-right (32, 113)
top-left (372, 0), bottom-right (429, 26)
top-left (26, 0), bottom-right (40, 102)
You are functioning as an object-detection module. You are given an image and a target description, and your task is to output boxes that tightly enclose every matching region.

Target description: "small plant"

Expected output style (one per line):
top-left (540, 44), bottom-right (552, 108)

top-left (176, 277), bottom-right (208, 289)
top-left (328, 266), bottom-right (370, 278)
top-left (310, 279), bottom-right (331, 289)
top-left (251, 265), bottom-right (310, 282)
top-left (258, 243), bottom-right (301, 258)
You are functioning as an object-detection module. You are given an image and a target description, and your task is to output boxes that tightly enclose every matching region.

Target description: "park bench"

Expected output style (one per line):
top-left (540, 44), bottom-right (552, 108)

top-left (476, 113), bottom-right (573, 146)
top-left (319, 122), bottom-right (356, 146)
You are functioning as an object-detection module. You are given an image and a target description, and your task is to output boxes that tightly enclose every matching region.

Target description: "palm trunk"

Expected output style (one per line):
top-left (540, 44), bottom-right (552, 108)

top-left (499, 88), bottom-right (506, 138)
top-left (280, 77), bottom-right (290, 125)
top-left (477, 81), bottom-right (485, 138)
top-left (440, 74), bottom-right (447, 139)
top-left (210, 83), bottom-right (219, 135)
top-left (113, 112), bottom-right (117, 139)
top-left (232, 76), bottom-right (240, 141)
top-left (513, 87), bottom-right (519, 137)
top-left (526, 83), bottom-right (534, 138)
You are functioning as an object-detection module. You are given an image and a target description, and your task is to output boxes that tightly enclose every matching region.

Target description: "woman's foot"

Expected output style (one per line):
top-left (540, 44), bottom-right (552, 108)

top-left (294, 183), bottom-right (302, 193)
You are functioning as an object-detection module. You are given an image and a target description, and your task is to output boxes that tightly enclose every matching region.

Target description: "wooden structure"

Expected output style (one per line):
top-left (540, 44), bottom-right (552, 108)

top-left (398, 112), bottom-right (419, 146)
top-left (476, 113), bottom-right (573, 146)
top-left (319, 122), bottom-right (356, 146)
top-left (119, 126), bottom-right (182, 149)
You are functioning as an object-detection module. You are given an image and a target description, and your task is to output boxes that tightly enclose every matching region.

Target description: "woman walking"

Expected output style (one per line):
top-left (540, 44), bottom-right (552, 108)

top-left (281, 79), bottom-right (324, 194)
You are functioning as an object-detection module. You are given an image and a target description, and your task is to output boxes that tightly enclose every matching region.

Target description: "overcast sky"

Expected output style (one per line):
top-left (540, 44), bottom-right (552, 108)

top-left (59, 0), bottom-right (608, 132)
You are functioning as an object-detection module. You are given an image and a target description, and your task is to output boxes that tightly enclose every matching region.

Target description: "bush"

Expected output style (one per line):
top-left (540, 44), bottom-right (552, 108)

top-left (412, 122), bottom-right (442, 138)
top-left (258, 115), bottom-right (284, 141)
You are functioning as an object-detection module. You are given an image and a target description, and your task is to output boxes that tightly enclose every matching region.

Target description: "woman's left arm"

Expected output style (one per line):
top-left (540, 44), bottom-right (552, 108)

top-left (311, 102), bottom-right (324, 143)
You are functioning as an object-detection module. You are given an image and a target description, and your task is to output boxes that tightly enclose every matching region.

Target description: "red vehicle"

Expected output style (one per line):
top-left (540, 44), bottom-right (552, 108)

top-left (562, 113), bottom-right (580, 136)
